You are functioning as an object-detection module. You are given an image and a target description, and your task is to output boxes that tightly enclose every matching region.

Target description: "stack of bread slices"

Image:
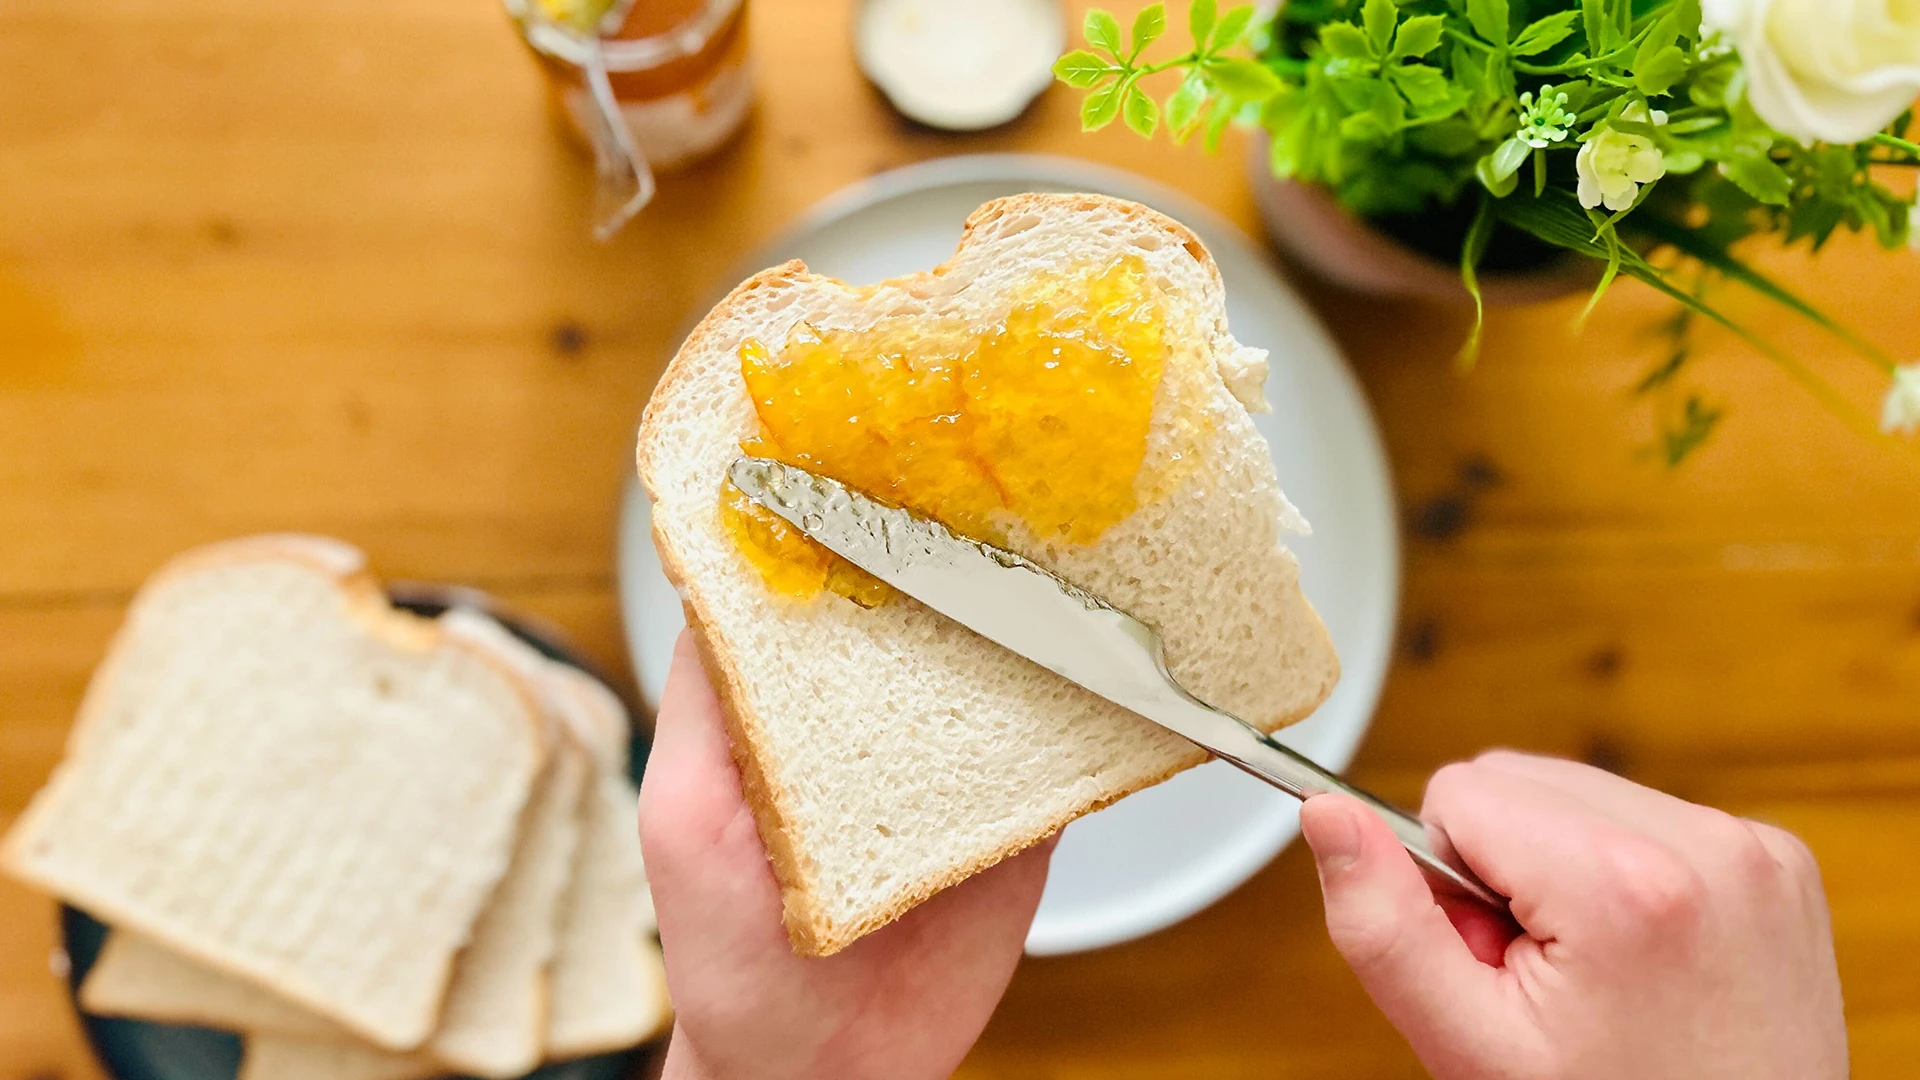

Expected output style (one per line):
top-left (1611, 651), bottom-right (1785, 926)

top-left (1, 535), bottom-right (672, 1080)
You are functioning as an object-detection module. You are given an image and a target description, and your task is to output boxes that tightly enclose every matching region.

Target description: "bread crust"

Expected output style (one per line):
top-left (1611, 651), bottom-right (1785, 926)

top-left (0, 534), bottom-right (551, 1050)
top-left (635, 193), bottom-right (1333, 956)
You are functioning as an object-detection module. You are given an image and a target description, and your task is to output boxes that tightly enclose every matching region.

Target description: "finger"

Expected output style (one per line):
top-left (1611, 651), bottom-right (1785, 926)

top-left (1437, 893), bottom-right (1518, 967)
top-left (639, 632), bottom-right (786, 948)
top-left (1300, 795), bottom-right (1512, 1065)
top-left (1471, 751), bottom-right (1791, 891)
top-left (873, 838), bottom-right (1056, 985)
top-left (639, 631), bottom-right (747, 852)
top-left (1420, 763), bottom-right (1699, 946)
top-left (1471, 750), bottom-right (1716, 834)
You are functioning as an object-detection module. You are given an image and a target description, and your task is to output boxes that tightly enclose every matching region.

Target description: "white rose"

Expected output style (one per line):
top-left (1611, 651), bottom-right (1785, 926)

top-left (1704, 0), bottom-right (1920, 144)
top-left (1884, 364), bottom-right (1920, 435)
top-left (1577, 105), bottom-right (1669, 212)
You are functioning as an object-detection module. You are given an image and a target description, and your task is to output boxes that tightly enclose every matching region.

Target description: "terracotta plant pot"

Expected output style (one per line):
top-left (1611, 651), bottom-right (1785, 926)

top-left (1246, 135), bottom-right (1600, 305)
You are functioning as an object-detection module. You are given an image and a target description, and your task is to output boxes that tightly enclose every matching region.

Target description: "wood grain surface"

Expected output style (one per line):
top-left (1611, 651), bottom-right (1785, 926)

top-left (3, 1), bottom-right (1917, 1077)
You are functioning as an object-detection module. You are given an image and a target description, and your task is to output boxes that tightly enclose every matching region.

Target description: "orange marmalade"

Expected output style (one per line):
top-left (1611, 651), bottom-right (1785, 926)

top-left (721, 254), bottom-right (1171, 604)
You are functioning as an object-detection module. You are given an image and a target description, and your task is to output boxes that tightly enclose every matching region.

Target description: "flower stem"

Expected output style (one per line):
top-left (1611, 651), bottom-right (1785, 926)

top-left (1870, 133), bottom-right (1920, 160)
top-left (1136, 52), bottom-right (1200, 76)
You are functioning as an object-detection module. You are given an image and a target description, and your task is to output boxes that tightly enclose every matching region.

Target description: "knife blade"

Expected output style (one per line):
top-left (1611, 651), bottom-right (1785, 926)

top-left (727, 455), bottom-right (1507, 913)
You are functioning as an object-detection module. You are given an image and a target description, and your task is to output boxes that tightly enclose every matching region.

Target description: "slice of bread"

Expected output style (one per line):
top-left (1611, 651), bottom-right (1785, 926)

top-left (226, 678), bottom-right (669, 1078)
top-left (227, 729), bottom-right (590, 1080)
top-left (545, 667), bottom-right (672, 1059)
top-left (238, 1035), bottom-right (445, 1080)
top-left (77, 639), bottom-right (669, 1072)
top-left (636, 193), bottom-right (1341, 956)
top-left (80, 930), bottom-right (341, 1039)
top-left (1, 537), bottom-right (547, 1050)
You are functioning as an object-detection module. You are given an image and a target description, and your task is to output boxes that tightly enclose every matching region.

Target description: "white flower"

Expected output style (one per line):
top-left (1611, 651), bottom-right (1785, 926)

top-left (1576, 105), bottom-right (1669, 212)
top-left (1703, 0), bottom-right (1920, 145)
top-left (1884, 364), bottom-right (1920, 434)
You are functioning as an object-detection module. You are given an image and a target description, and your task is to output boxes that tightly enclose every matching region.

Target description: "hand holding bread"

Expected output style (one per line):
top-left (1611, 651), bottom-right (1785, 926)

top-left (642, 633), bottom-right (1053, 1080)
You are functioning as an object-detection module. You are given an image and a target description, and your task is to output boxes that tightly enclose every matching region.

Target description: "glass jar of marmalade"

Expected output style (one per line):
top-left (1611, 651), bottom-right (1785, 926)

top-left (506, 0), bottom-right (752, 235)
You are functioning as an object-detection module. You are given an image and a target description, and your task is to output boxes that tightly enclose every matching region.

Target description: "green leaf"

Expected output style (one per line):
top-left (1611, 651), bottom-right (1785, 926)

top-left (1211, 4), bottom-right (1259, 50)
top-left (1205, 57), bottom-right (1283, 101)
top-left (1330, 76), bottom-right (1381, 112)
top-left (1689, 63), bottom-right (1734, 108)
top-left (1362, 0), bottom-right (1398, 54)
top-left (1320, 22), bottom-right (1373, 60)
top-left (1084, 9), bottom-right (1123, 56)
top-left (1390, 15), bottom-right (1446, 60)
top-left (1202, 96), bottom-right (1237, 152)
top-left (1052, 50), bottom-right (1112, 89)
top-left (1388, 63), bottom-right (1454, 109)
top-left (1663, 141), bottom-right (1705, 174)
top-left (1634, 45), bottom-right (1688, 96)
top-left (1166, 72), bottom-right (1208, 137)
top-left (1081, 77), bottom-right (1126, 131)
top-left (1486, 51), bottom-right (1516, 102)
top-left (1189, 0), bottom-right (1217, 49)
top-left (1123, 83), bottom-right (1160, 136)
top-left (1720, 155), bottom-right (1792, 205)
top-left (1632, 14), bottom-right (1683, 94)
top-left (1264, 89), bottom-right (1309, 173)
top-left (1491, 135), bottom-right (1531, 179)
top-left (1409, 117), bottom-right (1482, 155)
top-left (1330, 77), bottom-right (1402, 135)
top-left (1130, 4), bottom-right (1167, 59)
top-left (1476, 150), bottom-right (1520, 196)
top-left (1452, 41), bottom-right (1487, 95)
top-left (1511, 11), bottom-right (1578, 57)
top-left (1579, 218), bottom-right (1624, 326)
top-left (1582, 0), bottom-right (1608, 52)
top-left (1457, 195), bottom-right (1496, 369)
top-left (1466, 0), bottom-right (1509, 46)
top-left (1674, 0), bottom-right (1704, 41)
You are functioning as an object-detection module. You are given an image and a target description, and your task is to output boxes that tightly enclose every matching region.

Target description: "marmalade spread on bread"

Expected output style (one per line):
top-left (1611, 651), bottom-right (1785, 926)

top-left (720, 255), bottom-right (1171, 605)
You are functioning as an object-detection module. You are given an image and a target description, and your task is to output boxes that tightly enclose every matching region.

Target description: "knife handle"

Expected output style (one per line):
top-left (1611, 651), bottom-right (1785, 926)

top-left (1213, 730), bottom-right (1510, 915)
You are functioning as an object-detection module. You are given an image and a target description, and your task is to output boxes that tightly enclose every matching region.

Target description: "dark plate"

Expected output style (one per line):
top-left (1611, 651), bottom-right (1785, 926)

top-left (60, 585), bottom-right (662, 1080)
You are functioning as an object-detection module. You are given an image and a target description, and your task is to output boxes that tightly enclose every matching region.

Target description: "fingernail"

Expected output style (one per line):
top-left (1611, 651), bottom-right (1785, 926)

top-left (1304, 798), bottom-right (1362, 874)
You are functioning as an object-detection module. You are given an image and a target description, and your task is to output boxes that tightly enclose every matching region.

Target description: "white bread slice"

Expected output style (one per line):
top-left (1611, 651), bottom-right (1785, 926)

top-left (78, 618), bottom-right (600, 1077)
top-left (0, 536), bottom-right (546, 1050)
top-left (81, 651), bottom-right (668, 1071)
top-left (90, 740), bottom-right (592, 1077)
top-left (233, 668), bottom-right (671, 1074)
top-left (635, 193), bottom-right (1341, 955)
top-left (239, 1035), bottom-right (445, 1080)
top-left (545, 666), bottom-right (672, 1059)
top-left (226, 734), bottom-right (590, 1080)
top-left (80, 931), bottom-right (340, 1038)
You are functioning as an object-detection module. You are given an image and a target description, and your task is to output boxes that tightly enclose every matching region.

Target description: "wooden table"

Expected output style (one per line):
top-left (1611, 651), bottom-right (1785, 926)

top-left (4, 1), bottom-right (1917, 1076)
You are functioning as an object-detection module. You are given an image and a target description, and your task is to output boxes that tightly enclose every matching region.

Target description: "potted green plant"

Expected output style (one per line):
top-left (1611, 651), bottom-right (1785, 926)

top-left (1054, 0), bottom-right (1920, 453)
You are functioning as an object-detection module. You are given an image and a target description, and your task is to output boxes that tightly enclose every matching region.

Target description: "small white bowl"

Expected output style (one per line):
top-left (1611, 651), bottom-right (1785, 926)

top-left (853, 0), bottom-right (1066, 130)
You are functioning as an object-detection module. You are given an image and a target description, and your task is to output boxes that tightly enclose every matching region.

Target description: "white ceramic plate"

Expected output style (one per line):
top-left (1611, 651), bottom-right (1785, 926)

top-left (616, 154), bottom-right (1399, 955)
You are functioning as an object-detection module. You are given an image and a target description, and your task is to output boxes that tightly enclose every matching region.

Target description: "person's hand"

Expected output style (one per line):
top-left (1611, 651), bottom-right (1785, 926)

top-left (638, 633), bottom-right (1055, 1080)
top-left (1300, 750), bottom-right (1847, 1080)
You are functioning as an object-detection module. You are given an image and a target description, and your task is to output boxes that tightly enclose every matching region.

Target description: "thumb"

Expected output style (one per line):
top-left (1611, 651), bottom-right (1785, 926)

top-left (1301, 794), bottom-right (1513, 1072)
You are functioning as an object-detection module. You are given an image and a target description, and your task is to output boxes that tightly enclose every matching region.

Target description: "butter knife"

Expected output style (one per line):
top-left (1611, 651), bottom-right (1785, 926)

top-left (729, 456), bottom-right (1508, 914)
